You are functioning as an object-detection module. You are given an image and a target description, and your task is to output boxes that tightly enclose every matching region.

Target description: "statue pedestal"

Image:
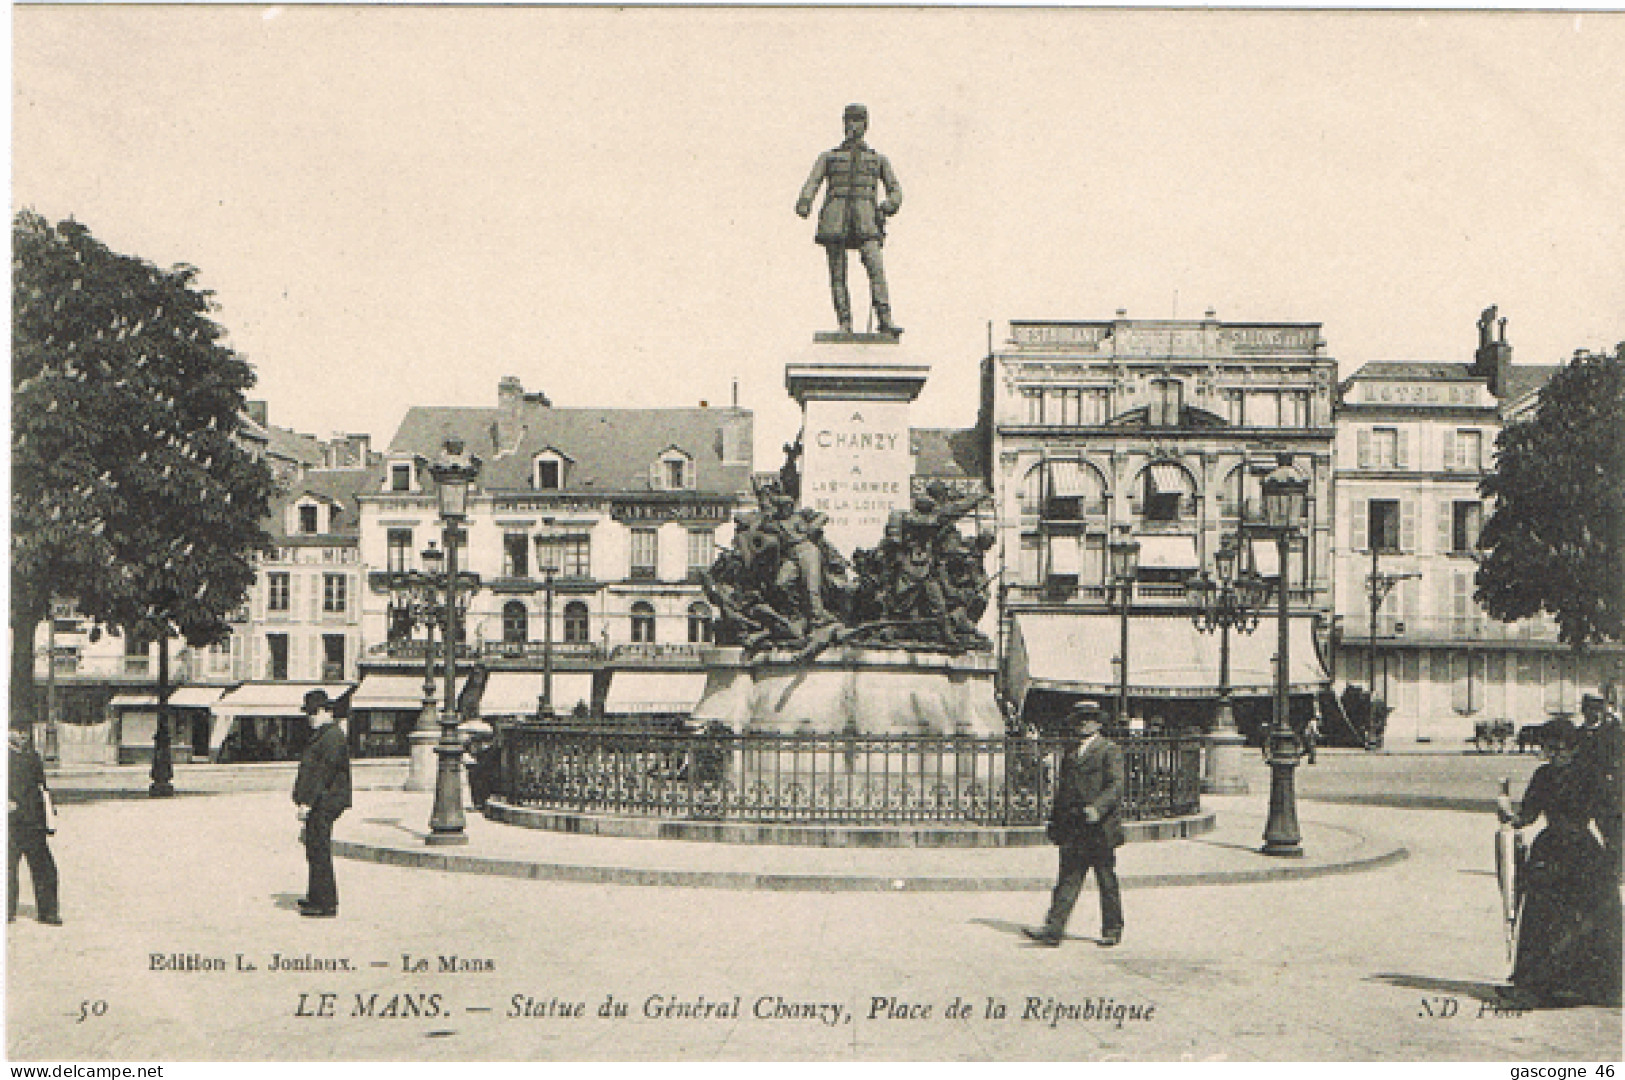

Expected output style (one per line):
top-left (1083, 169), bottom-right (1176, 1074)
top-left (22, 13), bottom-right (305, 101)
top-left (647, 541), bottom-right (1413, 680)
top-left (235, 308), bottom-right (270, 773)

top-left (691, 646), bottom-right (1003, 737)
top-left (786, 338), bottom-right (929, 558)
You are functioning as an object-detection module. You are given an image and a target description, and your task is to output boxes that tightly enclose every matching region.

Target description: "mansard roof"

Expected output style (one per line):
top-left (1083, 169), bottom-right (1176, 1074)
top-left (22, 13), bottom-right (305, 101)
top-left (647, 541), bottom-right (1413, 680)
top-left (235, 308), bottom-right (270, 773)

top-left (386, 404), bottom-right (753, 497)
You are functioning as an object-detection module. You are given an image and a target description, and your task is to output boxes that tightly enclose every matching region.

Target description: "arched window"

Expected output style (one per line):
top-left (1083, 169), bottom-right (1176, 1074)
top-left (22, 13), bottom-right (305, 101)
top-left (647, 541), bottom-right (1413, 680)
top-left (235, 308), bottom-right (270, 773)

top-left (563, 601), bottom-right (590, 645)
top-left (502, 601), bottom-right (528, 644)
top-left (1021, 460), bottom-right (1106, 517)
top-left (1136, 461), bottom-right (1196, 523)
top-left (687, 602), bottom-right (713, 643)
top-left (631, 602), bottom-right (657, 644)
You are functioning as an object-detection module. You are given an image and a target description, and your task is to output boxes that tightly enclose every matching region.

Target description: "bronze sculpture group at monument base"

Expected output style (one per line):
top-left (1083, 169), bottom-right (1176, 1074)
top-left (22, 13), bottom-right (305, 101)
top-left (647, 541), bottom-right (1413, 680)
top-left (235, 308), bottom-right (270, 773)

top-left (699, 477), bottom-right (993, 659)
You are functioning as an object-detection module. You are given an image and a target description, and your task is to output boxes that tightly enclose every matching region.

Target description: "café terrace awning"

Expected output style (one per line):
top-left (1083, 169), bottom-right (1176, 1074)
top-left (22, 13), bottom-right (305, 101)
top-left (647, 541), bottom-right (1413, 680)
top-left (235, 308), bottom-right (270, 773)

top-left (477, 671), bottom-right (594, 718)
top-left (168, 686), bottom-right (227, 710)
top-left (1007, 611), bottom-right (1330, 708)
top-left (209, 681), bottom-right (354, 753)
top-left (602, 671), bottom-right (709, 716)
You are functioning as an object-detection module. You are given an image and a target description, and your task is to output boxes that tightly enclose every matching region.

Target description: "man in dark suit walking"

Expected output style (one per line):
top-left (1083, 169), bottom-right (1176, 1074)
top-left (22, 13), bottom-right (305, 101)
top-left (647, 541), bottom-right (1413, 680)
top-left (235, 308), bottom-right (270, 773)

top-left (1025, 702), bottom-right (1125, 947)
top-left (293, 690), bottom-right (351, 918)
top-left (1577, 691), bottom-right (1623, 877)
top-left (8, 725), bottom-right (61, 925)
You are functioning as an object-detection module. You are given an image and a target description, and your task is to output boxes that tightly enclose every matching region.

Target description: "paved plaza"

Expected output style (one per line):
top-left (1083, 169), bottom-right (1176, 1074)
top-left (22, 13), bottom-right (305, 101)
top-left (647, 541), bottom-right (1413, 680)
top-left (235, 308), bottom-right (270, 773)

top-left (6, 751), bottom-right (1620, 1062)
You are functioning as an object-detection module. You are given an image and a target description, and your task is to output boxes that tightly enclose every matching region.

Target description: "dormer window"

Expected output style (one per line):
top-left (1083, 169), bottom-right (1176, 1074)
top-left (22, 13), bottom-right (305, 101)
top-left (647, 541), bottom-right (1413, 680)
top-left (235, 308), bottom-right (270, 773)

top-left (289, 497), bottom-right (333, 536)
top-left (389, 462), bottom-right (414, 493)
top-left (533, 449), bottom-right (571, 491)
top-left (652, 447), bottom-right (695, 491)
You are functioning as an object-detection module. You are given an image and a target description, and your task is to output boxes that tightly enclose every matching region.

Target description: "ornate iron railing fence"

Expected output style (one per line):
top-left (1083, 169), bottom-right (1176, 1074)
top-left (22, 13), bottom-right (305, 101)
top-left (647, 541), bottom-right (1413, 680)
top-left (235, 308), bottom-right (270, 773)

top-left (497, 727), bottom-right (1201, 826)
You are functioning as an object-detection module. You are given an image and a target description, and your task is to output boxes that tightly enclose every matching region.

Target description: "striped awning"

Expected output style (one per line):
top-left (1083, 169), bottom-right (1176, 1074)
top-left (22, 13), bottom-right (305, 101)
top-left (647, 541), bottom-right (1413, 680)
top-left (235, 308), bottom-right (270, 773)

top-left (1137, 535), bottom-right (1199, 572)
top-left (1148, 463), bottom-right (1190, 494)
top-left (167, 686), bottom-right (227, 709)
top-left (1046, 461), bottom-right (1093, 498)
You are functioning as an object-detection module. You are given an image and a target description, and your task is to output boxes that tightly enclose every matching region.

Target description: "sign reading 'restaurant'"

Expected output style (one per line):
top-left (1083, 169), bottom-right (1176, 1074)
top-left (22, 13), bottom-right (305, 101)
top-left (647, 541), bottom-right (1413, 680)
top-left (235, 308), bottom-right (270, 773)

top-left (800, 400), bottom-right (913, 556)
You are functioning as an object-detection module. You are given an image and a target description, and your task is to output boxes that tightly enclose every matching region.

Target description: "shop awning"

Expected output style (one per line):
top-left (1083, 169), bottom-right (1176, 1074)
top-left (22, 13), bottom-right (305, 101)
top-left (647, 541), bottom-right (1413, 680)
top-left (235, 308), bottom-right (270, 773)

top-left (213, 682), bottom-right (354, 718)
top-left (209, 682), bottom-right (354, 754)
top-left (167, 686), bottom-right (227, 709)
top-left (108, 692), bottom-right (158, 709)
top-left (478, 671), bottom-right (594, 717)
top-left (1137, 535), bottom-right (1199, 572)
top-left (351, 672), bottom-right (439, 711)
top-left (602, 671), bottom-right (708, 715)
top-left (1007, 611), bottom-right (1330, 707)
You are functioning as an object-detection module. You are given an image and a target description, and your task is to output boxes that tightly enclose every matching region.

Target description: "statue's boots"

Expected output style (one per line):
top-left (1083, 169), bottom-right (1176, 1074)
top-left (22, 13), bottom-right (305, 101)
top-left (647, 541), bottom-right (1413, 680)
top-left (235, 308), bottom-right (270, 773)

top-left (876, 305), bottom-right (903, 336)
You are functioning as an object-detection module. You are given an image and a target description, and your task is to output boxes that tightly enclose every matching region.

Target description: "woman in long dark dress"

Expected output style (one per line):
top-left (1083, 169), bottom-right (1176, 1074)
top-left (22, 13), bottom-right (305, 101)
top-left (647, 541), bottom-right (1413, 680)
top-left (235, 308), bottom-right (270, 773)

top-left (1497, 718), bottom-right (1623, 1007)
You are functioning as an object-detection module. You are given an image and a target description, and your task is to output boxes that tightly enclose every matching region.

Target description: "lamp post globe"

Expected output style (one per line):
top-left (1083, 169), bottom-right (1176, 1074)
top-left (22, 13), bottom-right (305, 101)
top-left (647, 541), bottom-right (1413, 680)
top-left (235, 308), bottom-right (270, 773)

top-left (426, 437), bottom-right (482, 847)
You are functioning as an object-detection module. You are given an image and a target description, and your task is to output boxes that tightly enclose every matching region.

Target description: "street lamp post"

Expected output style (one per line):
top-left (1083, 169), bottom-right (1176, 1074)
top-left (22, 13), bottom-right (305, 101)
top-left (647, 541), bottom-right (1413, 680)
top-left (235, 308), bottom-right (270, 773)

top-left (539, 565), bottom-right (557, 719)
top-left (1108, 531), bottom-right (1141, 727)
top-left (1257, 465), bottom-right (1309, 857)
top-left (1186, 534), bottom-right (1268, 795)
top-left (426, 437), bottom-right (482, 847)
top-left (390, 542), bottom-right (446, 792)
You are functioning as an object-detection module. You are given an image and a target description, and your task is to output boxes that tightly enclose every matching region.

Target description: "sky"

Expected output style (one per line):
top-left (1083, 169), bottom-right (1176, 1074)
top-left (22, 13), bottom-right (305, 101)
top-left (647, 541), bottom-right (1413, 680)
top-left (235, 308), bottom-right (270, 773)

top-left (13, 6), bottom-right (1625, 465)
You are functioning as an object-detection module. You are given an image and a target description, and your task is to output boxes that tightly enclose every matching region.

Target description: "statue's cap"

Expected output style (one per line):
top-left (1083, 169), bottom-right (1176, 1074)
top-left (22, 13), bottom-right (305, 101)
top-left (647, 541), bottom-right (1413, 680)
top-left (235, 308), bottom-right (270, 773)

top-left (843, 103), bottom-right (868, 121)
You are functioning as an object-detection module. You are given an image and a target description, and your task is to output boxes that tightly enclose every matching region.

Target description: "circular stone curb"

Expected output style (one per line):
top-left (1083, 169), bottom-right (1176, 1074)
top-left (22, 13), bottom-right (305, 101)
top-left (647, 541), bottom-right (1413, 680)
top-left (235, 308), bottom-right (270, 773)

top-left (333, 838), bottom-right (1409, 892)
top-left (480, 800), bottom-right (1216, 848)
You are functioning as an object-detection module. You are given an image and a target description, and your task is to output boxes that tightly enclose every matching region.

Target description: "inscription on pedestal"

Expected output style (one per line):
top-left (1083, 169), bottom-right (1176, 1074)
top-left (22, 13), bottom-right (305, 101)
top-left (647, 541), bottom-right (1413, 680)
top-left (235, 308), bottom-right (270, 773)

top-left (800, 399), bottom-right (913, 556)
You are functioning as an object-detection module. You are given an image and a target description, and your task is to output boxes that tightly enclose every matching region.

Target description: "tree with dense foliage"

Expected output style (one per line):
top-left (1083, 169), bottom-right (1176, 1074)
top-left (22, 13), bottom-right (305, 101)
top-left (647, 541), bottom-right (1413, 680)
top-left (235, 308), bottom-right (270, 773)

top-left (1477, 344), bottom-right (1625, 651)
top-left (11, 211), bottom-right (274, 773)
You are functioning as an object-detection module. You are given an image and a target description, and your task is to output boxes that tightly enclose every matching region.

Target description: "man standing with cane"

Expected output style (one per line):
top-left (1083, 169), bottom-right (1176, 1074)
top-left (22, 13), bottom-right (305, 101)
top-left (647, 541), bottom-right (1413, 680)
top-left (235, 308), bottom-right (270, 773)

top-left (1025, 702), bottom-right (1125, 948)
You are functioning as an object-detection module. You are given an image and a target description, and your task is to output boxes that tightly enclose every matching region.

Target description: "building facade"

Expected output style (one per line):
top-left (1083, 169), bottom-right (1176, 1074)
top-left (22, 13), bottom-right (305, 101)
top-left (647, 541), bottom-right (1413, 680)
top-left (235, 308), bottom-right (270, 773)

top-left (985, 313), bottom-right (1338, 737)
top-left (354, 377), bottom-right (754, 728)
top-left (1332, 314), bottom-right (1618, 744)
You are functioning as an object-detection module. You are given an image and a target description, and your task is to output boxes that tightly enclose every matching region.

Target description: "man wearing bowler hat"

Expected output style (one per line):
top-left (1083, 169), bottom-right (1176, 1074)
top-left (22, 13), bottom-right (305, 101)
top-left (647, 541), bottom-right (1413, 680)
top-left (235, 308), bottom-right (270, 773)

top-left (293, 689), bottom-right (351, 917)
top-left (1577, 691), bottom-right (1623, 877)
top-left (1025, 701), bottom-right (1125, 947)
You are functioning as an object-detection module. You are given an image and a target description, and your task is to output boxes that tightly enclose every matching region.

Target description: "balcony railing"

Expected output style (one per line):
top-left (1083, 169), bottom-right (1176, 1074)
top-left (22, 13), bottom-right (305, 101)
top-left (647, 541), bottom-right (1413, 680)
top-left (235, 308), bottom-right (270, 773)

top-left (499, 728), bottom-right (1202, 826)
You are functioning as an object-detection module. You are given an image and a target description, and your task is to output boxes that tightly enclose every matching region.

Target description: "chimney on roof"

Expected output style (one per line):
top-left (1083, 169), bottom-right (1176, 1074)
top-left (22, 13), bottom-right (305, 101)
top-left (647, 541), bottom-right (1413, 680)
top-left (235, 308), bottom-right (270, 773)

top-left (496, 377), bottom-right (526, 449)
top-left (1473, 306), bottom-right (1514, 398)
top-left (246, 400), bottom-right (268, 428)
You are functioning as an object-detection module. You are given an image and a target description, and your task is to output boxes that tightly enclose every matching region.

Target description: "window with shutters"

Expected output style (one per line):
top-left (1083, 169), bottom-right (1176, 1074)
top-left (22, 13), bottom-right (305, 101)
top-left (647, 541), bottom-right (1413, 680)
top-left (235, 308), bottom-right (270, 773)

top-left (267, 572), bottom-right (291, 613)
top-left (630, 529), bottom-right (659, 579)
top-left (266, 633), bottom-right (289, 681)
top-left (1368, 500), bottom-right (1401, 553)
top-left (1452, 429), bottom-right (1484, 472)
top-left (687, 529), bottom-right (716, 578)
top-left (1452, 502), bottom-right (1483, 554)
top-left (1371, 428), bottom-right (1398, 468)
top-left (322, 635), bottom-right (345, 682)
top-left (322, 573), bottom-right (347, 614)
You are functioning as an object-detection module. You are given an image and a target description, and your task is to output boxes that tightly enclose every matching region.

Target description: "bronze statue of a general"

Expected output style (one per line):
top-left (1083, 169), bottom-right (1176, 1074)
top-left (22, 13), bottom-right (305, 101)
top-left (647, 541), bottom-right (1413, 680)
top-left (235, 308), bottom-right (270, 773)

top-left (796, 103), bottom-right (903, 337)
